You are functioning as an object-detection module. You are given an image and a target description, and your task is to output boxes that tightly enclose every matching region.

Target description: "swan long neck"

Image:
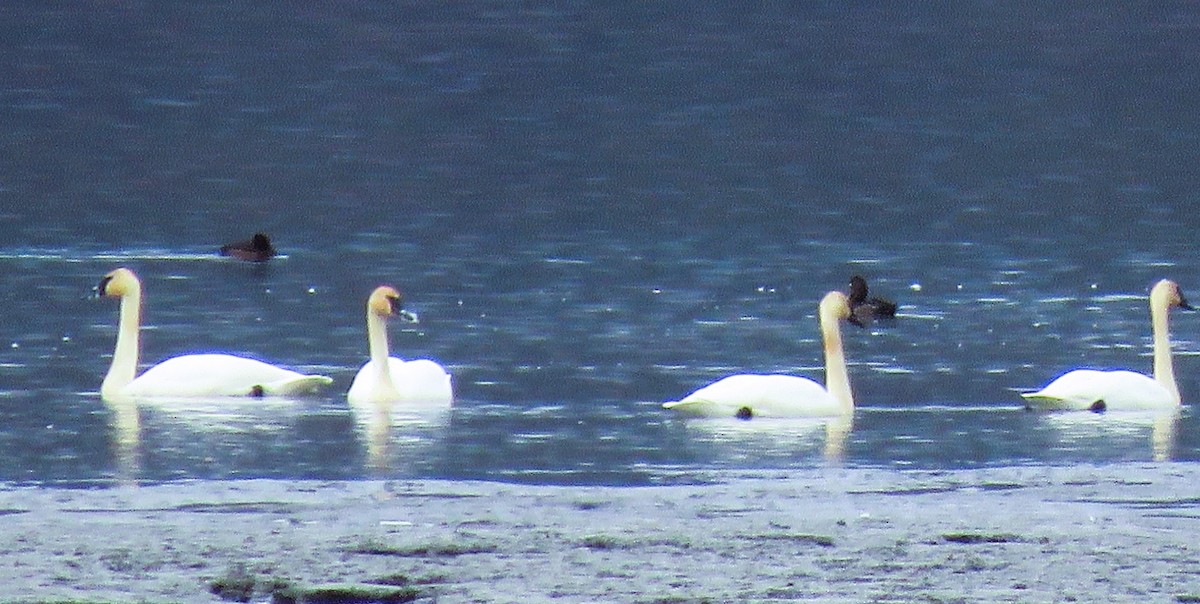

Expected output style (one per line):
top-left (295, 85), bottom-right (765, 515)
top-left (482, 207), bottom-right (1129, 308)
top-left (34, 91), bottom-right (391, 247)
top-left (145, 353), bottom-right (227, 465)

top-left (103, 284), bottom-right (141, 398)
top-left (366, 309), bottom-right (394, 386)
top-left (1150, 292), bottom-right (1181, 405)
top-left (819, 293), bottom-right (854, 413)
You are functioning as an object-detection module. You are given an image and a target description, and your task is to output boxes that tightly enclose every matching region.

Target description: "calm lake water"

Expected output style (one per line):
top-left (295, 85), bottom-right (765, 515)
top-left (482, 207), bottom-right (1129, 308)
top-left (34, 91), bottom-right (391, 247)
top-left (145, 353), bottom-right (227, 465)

top-left (2, 3), bottom-right (1200, 484)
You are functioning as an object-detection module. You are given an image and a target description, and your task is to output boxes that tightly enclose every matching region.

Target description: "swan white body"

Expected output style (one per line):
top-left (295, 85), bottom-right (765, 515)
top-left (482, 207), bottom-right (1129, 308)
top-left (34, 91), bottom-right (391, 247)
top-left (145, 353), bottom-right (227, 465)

top-left (98, 268), bottom-right (333, 402)
top-left (664, 290), bottom-right (856, 418)
top-left (1022, 279), bottom-right (1191, 411)
top-left (347, 286), bottom-right (453, 406)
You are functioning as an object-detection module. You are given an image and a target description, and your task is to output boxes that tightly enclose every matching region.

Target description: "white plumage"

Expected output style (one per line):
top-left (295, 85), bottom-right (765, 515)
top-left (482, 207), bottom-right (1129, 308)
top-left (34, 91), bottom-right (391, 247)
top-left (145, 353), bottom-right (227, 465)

top-left (97, 268), bottom-right (332, 402)
top-left (1022, 279), bottom-right (1191, 411)
top-left (347, 285), bottom-right (453, 407)
top-left (664, 289), bottom-right (859, 418)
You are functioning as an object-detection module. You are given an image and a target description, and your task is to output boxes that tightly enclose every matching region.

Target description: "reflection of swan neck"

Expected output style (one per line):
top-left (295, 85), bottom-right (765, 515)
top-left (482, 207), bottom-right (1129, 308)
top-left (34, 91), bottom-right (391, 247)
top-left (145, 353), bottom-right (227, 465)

top-left (367, 308), bottom-right (394, 386)
top-left (366, 403), bottom-right (392, 472)
top-left (823, 413), bottom-right (853, 462)
top-left (104, 283), bottom-right (141, 398)
top-left (1150, 287), bottom-right (1180, 405)
top-left (819, 292), bottom-right (853, 412)
top-left (1152, 409), bottom-right (1180, 461)
top-left (107, 399), bottom-right (141, 485)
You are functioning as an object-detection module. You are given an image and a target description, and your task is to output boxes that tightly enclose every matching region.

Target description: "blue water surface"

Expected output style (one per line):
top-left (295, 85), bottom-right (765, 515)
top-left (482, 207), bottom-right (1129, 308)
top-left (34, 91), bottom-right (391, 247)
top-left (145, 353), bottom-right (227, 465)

top-left (2, 3), bottom-right (1200, 484)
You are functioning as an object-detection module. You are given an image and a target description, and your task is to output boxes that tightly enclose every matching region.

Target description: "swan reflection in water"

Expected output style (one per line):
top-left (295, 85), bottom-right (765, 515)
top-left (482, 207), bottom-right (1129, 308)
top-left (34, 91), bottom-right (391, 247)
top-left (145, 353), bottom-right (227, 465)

top-left (346, 284), bottom-right (454, 475)
top-left (674, 413), bottom-right (854, 465)
top-left (350, 401), bottom-right (452, 475)
top-left (102, 395), bottom-right (321, 483)
top-left (105, 399), bottom-right (141, 485)
top-left (1038, 408), bottom-right (1182, 462)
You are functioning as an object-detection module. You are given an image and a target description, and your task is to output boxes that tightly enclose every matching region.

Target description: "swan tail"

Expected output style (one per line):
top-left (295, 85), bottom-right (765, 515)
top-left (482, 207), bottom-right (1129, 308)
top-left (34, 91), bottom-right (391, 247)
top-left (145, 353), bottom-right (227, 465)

top-left (1019, 392), bottom-right (1052, 410)
top-left (1020, 391), bottom-right (1099, 411)
top-left (662, 398), bottom-right (729, 417)
top-left (662, 398), bottom-right (699, 410)
top-left (260, 374), bottom-right (333, 396)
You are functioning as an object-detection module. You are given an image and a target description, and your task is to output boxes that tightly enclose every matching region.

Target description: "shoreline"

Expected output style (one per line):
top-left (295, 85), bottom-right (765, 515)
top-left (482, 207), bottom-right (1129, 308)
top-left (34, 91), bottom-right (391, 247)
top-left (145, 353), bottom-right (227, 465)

top-left (3, 463), bottom-right (1199, 603)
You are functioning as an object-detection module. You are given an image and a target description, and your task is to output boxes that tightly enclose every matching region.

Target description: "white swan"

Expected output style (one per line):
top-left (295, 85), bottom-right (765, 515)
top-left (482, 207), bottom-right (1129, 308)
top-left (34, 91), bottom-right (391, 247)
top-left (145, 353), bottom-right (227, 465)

top-left (663, 289), bottom-right (860, 418)
top-left (347, 286), bottom-right (453, 406)
top-left (98, 268), bottom-right (333, 402)
top-left (1022, 279), bottom-right (1193, 411)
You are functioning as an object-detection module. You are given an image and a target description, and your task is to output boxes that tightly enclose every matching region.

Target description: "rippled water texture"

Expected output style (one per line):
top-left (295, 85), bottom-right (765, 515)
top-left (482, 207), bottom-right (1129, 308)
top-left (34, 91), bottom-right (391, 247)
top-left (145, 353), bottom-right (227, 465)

top-left (2, 3), bottom-right (1200, 483)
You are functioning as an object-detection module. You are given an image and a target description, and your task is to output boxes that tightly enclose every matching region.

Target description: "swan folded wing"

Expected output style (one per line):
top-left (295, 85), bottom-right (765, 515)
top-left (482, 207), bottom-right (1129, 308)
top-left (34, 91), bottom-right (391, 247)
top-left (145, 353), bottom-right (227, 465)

top-left (392, 359), bottom-right (454, 403)
top-left (124, 354), bottom-right (330, 398)
top-left (349, 357), bottom-right (453, 405)
top-left (1021, 369), bottom-right (1174, 410)
top-left (1020, 369), bottom-right (1109, 410)
top-left (664, 374), bottom-right (840, 418)
top-left (1091, 370), bottom-right (1176, 409)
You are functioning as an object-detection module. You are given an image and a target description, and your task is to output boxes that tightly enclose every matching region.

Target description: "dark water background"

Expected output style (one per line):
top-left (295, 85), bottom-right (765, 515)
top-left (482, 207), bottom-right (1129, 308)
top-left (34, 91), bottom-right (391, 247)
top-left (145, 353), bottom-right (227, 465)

top-left (3, 2), bottom-right (1200, 484)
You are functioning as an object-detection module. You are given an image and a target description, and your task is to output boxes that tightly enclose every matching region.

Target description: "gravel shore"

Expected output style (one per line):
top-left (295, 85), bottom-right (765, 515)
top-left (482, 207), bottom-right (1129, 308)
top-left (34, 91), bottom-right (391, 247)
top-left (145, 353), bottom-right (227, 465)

top-left (2, 463), bottom-right (1199, 603)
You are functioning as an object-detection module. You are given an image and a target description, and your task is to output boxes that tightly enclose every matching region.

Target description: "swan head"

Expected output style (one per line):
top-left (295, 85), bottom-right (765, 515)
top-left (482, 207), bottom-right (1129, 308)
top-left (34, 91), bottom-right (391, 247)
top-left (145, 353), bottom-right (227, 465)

top-left (1151, 279), bottom-right (1194, 312)
top-left (819, 290), bottom-right (859, 328)
top-left (96, 268), bottom-right (141, 299)
top-left (369, 285), bottom-right (419, 323)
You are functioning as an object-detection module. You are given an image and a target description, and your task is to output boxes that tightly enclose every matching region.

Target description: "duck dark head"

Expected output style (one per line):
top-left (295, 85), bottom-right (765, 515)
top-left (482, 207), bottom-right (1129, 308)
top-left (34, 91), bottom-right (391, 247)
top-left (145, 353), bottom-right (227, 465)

top-left (846, 275), bottom-right (897, 327)
top-left (847, 275), bottom-right (870, 307)
top-left (219, 232), bottom-right (276, 262)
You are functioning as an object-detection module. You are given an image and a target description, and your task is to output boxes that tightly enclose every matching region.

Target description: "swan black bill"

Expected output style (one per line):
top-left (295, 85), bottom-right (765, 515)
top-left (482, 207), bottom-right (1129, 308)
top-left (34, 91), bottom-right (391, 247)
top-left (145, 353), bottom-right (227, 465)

top-left (95, 275), bottom-right (114, 298)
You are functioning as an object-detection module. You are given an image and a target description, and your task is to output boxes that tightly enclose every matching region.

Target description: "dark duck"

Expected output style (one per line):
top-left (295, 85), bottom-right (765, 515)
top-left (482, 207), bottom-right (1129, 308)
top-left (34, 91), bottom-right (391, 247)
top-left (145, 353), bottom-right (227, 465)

top-left (219, 232), bottom-right (276, 262)
top-left (846, 275), bottom-right (897, 327)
